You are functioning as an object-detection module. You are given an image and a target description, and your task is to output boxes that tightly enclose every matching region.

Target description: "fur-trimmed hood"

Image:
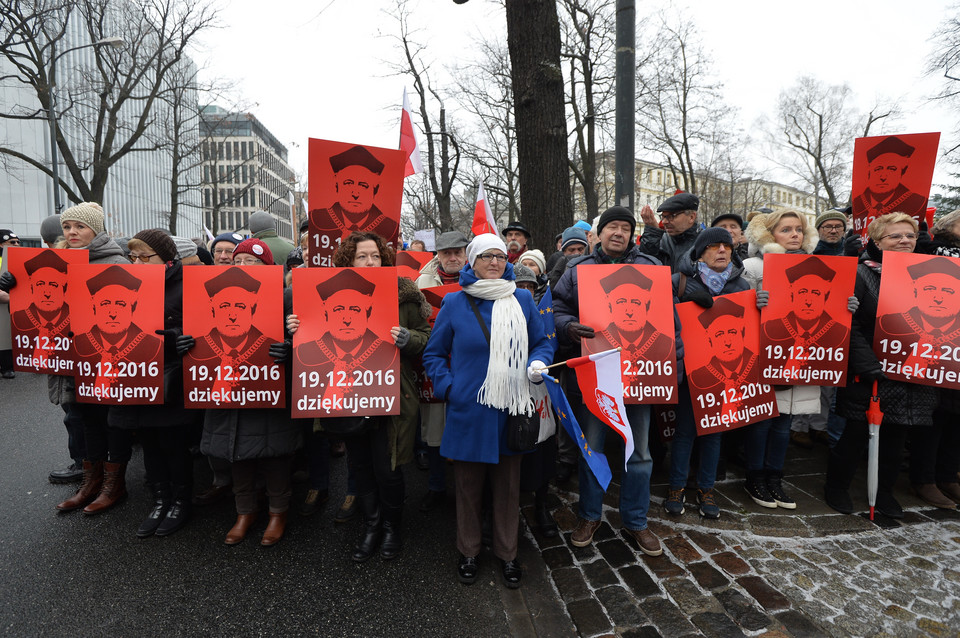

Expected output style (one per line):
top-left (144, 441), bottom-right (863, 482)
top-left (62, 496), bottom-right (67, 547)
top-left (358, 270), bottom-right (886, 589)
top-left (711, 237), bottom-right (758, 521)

top-left (399, 275), bottom-right (432, 319)
top-left (745, 213), bottom-right (819, 257)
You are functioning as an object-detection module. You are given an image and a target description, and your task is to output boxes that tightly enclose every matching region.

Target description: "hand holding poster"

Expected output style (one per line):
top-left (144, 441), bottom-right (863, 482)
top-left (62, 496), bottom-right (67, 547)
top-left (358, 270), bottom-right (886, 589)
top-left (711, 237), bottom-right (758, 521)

top-left (758, 254), bottom-right (855, 386)
top-left (676, 290), bottom-right (779, 434)
top-left (851, 133), bottom-right (940, 238)
top-left (182, 266), bottom-right (286, 408)
top-left (69, 264), bottom-right (165, 405)
top-left (577, 263), bottom-right (677, 404)
top-left (307, 139), bottom-right (406, 268)
top-left (414, 284), bottom-right (460, 403)
top-left (292, 267), bottom-right (400, 417)
top-left (873, 251), bottom-right (960, 389)
top-left (7, 247), bottom-right (88, 375)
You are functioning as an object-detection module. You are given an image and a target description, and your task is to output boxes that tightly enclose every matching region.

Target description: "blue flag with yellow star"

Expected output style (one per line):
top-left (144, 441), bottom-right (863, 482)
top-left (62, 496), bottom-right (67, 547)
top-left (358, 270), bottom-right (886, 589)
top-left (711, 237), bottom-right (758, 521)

top-left (542, 372), bottom-right (612, 491)
top-left (538, 287), bottom-right (557, 348)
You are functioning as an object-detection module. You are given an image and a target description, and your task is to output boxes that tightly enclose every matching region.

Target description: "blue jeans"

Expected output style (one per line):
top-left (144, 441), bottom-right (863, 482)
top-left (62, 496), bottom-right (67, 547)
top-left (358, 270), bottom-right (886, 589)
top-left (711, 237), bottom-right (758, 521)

top-left (576, 402), bottom-right (652, 530)
top-left (745, 414), bottom-right (792, 473)
top-left (668, 383), bottom-right (722, 490)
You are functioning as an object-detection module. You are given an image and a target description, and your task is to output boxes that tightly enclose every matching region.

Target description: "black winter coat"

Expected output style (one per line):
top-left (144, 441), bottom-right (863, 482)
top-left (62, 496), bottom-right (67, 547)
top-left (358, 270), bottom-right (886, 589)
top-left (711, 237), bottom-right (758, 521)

top-left (671, 248), bottom-right (750, 304)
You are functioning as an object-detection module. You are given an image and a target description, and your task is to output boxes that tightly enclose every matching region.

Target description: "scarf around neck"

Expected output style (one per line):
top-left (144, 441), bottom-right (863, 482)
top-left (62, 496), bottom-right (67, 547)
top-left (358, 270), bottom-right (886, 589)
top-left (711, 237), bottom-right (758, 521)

top-left (697, 261), bottom-right (733, 295)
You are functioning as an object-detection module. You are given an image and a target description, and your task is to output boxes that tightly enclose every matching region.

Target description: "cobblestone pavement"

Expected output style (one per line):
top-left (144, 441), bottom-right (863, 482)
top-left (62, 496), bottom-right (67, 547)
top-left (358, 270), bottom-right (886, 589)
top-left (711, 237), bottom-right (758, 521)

top-left (509, 443), bottom-right (960, 637)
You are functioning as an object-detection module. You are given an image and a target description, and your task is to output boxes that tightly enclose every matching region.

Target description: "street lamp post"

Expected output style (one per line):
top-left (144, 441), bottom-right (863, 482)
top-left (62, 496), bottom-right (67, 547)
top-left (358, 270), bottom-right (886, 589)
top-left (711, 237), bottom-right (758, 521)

top-left (46, 36), bottom-right (125, 214)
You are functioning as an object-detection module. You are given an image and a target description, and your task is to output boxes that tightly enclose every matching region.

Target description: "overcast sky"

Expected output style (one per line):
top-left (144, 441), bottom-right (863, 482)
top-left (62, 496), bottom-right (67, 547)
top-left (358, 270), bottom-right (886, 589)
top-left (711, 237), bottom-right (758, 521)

top-left (193, 0), bottom-right (957, 193)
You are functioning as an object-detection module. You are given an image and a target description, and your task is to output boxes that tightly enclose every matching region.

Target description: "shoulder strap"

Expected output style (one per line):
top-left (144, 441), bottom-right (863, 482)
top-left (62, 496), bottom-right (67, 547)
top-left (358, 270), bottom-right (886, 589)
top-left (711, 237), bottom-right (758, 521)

top-left (466, 295), bottom-right (491, 345)
top-left (677, 273), bottom-right (688, 300)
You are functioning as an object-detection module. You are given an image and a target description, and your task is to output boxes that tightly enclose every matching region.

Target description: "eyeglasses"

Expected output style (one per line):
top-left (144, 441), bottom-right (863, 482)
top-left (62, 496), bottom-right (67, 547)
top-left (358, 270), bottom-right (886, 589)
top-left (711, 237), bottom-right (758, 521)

top-left (128, 253), bottom-right (157, 263)
top-left (704, 242), bottom-right (733, 251)
top-left (475, 253), bottom-right (508, 263)
top-left (820, 224), bottom-right (845, 231)
top-left (880, 233), bottom-right (918, 242)
top-left (660, 212), bottom-right (691, 221)
top-left (212, 248), bottom-right (235, 255)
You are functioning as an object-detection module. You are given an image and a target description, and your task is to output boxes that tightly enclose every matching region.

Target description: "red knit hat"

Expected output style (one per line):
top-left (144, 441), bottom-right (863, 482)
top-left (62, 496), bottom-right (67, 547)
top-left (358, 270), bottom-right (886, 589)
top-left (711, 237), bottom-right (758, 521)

top-left (232, 238), bottom-right (274, 265)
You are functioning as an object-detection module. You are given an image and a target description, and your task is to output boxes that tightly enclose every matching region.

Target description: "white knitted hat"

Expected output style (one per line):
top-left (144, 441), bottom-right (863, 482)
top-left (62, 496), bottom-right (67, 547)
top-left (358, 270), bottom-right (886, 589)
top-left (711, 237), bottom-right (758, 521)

top-left (61, 202), bottom-right (105, 235)
top-left (467, 233), bottom-right (508, 267)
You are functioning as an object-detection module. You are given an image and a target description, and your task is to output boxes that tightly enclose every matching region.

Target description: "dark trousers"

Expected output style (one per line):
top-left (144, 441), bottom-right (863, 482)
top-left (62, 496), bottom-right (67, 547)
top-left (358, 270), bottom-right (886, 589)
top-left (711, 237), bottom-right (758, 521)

top-left (62, 403), bottom-right (87, 462)
top-left (453, 455), bottom-right (522, 561)
top-left (909, 408), bottom-right (960, 485)
top-left (140, 426), bottom-right (194, 496)
top-left (306, 429), bottom-right (331, 492)
top-left (232, 455), bottom-right (293, 514)
top-left (76, 403), bottom-right (132, 464)
top-left (344, 421), bottom-right (404, 521)
top-left (827, 419), bottom-right (909, 497)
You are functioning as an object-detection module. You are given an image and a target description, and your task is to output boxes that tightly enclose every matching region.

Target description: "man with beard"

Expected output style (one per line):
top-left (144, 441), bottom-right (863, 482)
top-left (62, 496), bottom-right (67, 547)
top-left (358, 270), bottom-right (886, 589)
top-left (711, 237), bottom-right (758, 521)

top-left (502, 222), bottom-right (531, 264)
top-left (852, 136), bottom-right (928, 227)
top-left (10, 250), bottom-right (71, 369)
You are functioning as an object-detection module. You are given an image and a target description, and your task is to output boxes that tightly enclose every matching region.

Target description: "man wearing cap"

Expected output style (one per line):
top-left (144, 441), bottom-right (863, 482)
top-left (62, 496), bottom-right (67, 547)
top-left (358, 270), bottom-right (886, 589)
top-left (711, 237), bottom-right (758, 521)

top-left (711, 213), bottom-right (748, 259)
top-left (852, 136), bottom-right (928, 227)
top-left (248, 211), bottom-right (296, 267)
top-left (547, 227), bottom-right (590, 288)
top-left (309, 145), bottom-right (399, 248)
top-left (639, 193), bottom-right (703, 273)
top-left (554, 205), bottom-right (684, 557)
top-left (210, 232), bottom-right (245, 266)
top-left (502, 222), bottom-right (531, 264)
top-left (812, 209), bottom-right (848, 256)
top-left (416, 230), bottom-right (468, 288)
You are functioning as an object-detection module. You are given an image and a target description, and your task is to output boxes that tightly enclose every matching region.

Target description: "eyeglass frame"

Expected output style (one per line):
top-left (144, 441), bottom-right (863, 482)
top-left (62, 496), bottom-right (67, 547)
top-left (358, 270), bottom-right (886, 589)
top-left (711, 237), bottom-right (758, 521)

top-left (475, 252), bottom-right (508, 263)
top-left (128, 253), bottom-right (158, 263)
top-left (879, 233), bottom-right (918, 242)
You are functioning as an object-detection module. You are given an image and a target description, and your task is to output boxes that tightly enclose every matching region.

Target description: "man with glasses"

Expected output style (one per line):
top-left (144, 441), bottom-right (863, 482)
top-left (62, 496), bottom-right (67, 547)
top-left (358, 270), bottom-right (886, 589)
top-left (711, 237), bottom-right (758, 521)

top-left (813, 210), bottom-right (849, 256)
top-left (639, 193), bottom-right (702, 273)
top-left (209, 232), bottom-right (244, 266)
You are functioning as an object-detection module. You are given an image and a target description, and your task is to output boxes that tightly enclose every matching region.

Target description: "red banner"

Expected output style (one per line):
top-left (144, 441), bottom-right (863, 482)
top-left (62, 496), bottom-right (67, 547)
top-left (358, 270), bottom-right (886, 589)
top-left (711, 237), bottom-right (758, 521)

top-left (181, 266), bottom-right (286, 408)
top-left (577, 264), bottom-right (677, 404)
top-left (851, 132), bottom-right (939, 238)
top-left (758, 254), bottom-right (855, 386)
top-left (292, 267), bottom-right (400, 417)
top-left (413, 284), bottom-right (460, 403)
top-left (7, 247), bottom-right (88, 375)
top-left (68, 264), bottom-right (165, 405)
top-left (307, 139), bottom-right (406, 268)
top-left (653, 405), bottom-right (678, 442)
top-left (677, 290), bottom-right (779, 434)
top-left (395, 250), bottom-right (433, 281)
top-left (873, 251), bottom-right (960, 390)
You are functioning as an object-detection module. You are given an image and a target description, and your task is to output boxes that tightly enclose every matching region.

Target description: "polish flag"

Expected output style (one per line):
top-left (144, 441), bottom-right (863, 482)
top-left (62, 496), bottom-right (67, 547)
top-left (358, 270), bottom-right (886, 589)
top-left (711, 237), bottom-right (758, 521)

top-left (400, 87), bottom-right (423, 178)
top-left (568, 347), bottom-right (634, 468)
top-left (472, 182), bottom-right (497, 236)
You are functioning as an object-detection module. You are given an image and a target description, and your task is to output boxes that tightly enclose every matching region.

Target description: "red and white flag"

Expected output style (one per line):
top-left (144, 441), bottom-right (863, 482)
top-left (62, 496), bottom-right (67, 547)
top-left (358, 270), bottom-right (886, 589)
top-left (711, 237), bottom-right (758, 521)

top-left (400, 87), bottom-right (423, 178)
top-left (472, 182), bottom-right (497, 237)
top-left (568, 347), bottom-right (634, 469)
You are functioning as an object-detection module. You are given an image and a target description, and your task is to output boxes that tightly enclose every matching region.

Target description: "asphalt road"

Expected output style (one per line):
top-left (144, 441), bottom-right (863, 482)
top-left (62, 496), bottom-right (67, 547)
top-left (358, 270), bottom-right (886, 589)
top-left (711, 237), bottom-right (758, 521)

top-left (0, 372), bottom-right (511, 637)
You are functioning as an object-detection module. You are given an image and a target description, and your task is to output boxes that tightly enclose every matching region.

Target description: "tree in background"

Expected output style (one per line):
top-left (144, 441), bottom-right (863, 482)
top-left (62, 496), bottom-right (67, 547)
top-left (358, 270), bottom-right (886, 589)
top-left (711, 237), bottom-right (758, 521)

top-left (927, 4), bottom-right (960, 211)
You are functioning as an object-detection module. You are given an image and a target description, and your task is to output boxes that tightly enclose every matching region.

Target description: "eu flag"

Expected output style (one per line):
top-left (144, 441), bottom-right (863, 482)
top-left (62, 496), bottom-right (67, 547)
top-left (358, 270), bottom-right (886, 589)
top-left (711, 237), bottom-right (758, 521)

top-left (543, 372), bottom-right (612, 491)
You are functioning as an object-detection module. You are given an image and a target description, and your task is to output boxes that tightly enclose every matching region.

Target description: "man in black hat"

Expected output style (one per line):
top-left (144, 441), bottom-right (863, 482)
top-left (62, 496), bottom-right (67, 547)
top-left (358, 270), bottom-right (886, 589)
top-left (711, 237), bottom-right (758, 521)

top-left (310, 145), bottom-right (400, 248)
top-left (501, 222), bottom-right (531, 264)
top-left (10, 251), bottom-right (72, 365)
top-left (852, 136), bottom-right (928, 227)
top-left (711, 213), bottom-right (748, 259)
top-left (639, 193), bottom-right (703, 273)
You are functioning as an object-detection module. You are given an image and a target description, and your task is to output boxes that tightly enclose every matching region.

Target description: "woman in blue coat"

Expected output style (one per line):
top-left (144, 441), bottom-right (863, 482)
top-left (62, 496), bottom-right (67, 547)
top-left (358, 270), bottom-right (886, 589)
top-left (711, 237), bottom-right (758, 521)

top-left (423, 234), bottom-right (553, 590)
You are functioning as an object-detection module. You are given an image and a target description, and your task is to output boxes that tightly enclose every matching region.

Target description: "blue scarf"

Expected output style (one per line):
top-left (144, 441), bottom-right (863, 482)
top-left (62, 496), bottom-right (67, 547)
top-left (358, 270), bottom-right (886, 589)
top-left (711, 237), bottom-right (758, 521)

top-left (697, 261), bottom-right (733, 295)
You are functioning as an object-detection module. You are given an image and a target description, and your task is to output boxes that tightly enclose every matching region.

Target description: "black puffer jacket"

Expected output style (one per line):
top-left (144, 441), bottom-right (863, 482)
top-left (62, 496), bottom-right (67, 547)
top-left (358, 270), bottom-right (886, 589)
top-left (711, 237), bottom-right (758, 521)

top-left (836, 240), bottom-right (938, 426)
top-left (639, 224), bottom-right (702, 273)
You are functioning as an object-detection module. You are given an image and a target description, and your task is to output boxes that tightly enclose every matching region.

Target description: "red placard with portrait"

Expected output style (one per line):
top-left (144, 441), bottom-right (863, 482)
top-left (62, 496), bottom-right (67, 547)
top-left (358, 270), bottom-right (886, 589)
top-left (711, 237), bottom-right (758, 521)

top-left (577, 263), bottom-right (677, 404)
top-left (413, 284), bottom-right (460, 403)
top-left (873, 251), bottom-right (960, 390)
top-left (292, 267), bottom-right (401, 418)
top-left (758, 254), bottom-right (855, 386)
top-left (307, 139), bottom-right (406, 268)
top-left (68, 263), bottom-right (164, 405)
top-left (677, 290), bottom-right (779, 434)
top-left (395, 250), bottom-right (434, 281)
top-left (653, 405), bottom-right (678, 442)
top-left (851, 132), bottom-right (940, 239)
top-left (6, 247), bottom-right (88, 375)
top-left (181, 266), bottom-right (286, 408)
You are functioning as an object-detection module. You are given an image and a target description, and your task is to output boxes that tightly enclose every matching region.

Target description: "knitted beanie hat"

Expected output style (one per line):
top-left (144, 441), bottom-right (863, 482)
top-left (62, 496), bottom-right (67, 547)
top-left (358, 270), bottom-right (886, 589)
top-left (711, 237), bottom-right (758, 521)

top-left (131, 229), bottom-right (178, 262)
top-left (233, 238), bottom-right (274, 265)
top-left (61, 202), bottom-right (105, 235)
top-left (693, 227), bottom-right (733, 260)
top-left (172, 236), bottom-right (198, 259)
top-left (519, 249), bottom-right (547, 274)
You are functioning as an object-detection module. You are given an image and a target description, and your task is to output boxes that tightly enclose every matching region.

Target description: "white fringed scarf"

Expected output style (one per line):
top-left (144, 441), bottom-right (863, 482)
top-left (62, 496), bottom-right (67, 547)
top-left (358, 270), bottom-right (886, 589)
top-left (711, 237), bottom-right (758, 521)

top-left (462, 278), bottom-right (534, 416)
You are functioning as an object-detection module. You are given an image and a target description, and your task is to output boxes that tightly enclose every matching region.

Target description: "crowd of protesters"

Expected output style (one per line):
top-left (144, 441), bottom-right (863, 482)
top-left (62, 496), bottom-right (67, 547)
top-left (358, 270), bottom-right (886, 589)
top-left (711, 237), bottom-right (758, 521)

top-left (2, 194), bottom-right (960, 591)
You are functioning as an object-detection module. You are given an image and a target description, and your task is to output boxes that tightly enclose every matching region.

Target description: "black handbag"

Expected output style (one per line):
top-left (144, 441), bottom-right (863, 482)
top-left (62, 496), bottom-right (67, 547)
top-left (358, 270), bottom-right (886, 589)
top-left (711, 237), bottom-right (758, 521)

top-left (465, 295), bottom-right (539, 452)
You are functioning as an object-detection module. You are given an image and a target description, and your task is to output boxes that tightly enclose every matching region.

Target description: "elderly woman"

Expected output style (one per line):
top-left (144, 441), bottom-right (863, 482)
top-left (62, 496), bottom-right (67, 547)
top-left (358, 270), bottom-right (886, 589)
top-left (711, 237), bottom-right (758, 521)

top-left (824, 213), bottom-right (940, 517)
top-left (423, 234), bottom-right (553, 589)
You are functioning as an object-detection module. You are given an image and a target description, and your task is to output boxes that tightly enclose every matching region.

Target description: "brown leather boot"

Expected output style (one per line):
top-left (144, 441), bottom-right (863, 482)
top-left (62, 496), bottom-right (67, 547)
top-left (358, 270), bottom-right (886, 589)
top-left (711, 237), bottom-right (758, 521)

top-left (225, 513), bottom-right (258, 545)
top-left (83, 462), bottom-right (128, 515)
top-left (56, 461), bottom-right (103, 512)
top-left (913, 483), bottom-right (957, 509)
top-left (261, 511), bottom-right (287, 547)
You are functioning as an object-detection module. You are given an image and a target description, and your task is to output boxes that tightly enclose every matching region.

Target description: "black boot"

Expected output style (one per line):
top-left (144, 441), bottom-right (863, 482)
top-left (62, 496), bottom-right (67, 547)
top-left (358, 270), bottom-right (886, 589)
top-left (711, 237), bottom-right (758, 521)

top-left (380, 507), bottom-right (403, 560)
top-left (824, 448), bottom-right (856, 514)
top-left (137, 483), bottom-right (171, 538)
top-left (352, 493), bottom-right (382, 563)
top-left (534, 490), bottom-right (558, 538)
top-left (155, 485), bottom-right (192, 537)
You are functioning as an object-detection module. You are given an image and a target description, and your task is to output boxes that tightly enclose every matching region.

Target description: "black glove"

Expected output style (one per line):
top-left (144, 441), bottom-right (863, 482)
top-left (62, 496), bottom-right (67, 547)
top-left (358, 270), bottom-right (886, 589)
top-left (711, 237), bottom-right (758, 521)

top-left (843, 233), bottom-right (863, 257)
top-left (268, 340), bottom-right (292, 364)
top-left (566, 322), bottom-right (595, 343)
top-left (0, 271), bottom-right (16, 293)
top-left (175, 334), bottom-right (196, 357)
top-left (860, 369), bottom-right (886, 384)
top-left (155, 328), bottom-right (181, 347)
top-left (685, 288), bottom-right (714, 308)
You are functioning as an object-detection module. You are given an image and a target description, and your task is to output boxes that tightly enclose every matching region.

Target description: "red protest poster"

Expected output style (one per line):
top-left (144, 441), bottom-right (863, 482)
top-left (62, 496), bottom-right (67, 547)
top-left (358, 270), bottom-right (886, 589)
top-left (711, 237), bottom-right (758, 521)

top-left (851, 132), bottom-right (940, 238)
top-left (652, 405), bottom-right (677, 443)
top-left (6, 247), bottom-right (88, 375)
top-left (414, 284), bottom-right (460, 403)
top-left (307, 139), bottom-right (406, 268)
top-left (181, 266), bottom-right (286, 408)
top-left (677, 290), bottom-right (779, 434)
top-left (68, 264), bottom-right (164, 405)
top-left (396, 250), bottom-right (433, 281)
top-left (578, 263), bottom-right (677, 404)
top-left (292, 267), bottom-right (400, 417)
top-left (873, 251), bottom-right (960, 390)
top-left (758, 254), bottom-right (855, 386)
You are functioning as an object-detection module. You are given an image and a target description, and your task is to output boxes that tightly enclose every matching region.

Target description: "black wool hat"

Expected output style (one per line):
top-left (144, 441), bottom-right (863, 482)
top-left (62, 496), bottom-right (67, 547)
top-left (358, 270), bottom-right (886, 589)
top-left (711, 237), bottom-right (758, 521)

top-left (693, 228), bottom-right (733, 260)
top-left (204, 267), bottom-right (262, 297)
top-left (597, 206), bottom-right (636, 236)
top-left (698, 296), bottom-right (745, 329)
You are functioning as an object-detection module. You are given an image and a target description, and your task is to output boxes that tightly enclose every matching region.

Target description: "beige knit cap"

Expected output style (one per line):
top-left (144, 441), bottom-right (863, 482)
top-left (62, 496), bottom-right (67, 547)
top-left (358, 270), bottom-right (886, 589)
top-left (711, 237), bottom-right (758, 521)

top-left (61, 202), bottom-right (105, 235)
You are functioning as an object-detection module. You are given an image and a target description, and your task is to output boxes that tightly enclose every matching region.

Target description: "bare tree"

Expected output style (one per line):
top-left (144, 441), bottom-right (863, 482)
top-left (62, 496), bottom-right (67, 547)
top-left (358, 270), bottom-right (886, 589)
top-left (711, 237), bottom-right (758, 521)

top-left (927, 5), bottom-right (960, 209)
top-left (0, 0), bottom-right (216, 206)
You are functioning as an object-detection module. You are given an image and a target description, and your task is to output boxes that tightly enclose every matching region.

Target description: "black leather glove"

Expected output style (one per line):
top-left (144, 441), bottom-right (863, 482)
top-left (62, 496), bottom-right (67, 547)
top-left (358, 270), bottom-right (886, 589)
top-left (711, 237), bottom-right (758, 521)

top-left (686, 288), bottom-right (714, 308)
top-left (566, 322), bottom-right (596, 343)
top-left (843, 233), bottom-right (863, 257)
top-left (155, 328), bottom-right (181, 346)
top-left (268, 340), bottom-right (292, 364)
top-left (175, 334), bottom-right (196, 357)
top-left (860, 369), bottom-right (886, 384)
top-left (0, 271), bottom-right (16, 293)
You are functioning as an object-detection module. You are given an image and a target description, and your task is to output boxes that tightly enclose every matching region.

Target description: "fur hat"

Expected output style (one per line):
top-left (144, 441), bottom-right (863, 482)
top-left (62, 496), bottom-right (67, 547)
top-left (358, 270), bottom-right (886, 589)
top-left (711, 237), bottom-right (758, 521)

top-left (61, 202), bottom-right (105, 235)
top-left (130, 229), bottom-right (178, 262)
top-left (745, 213), bottom-right (819, 256)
